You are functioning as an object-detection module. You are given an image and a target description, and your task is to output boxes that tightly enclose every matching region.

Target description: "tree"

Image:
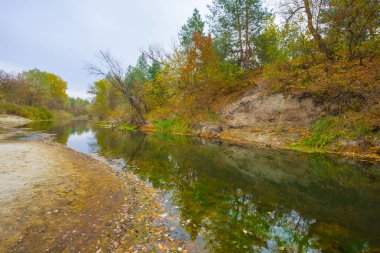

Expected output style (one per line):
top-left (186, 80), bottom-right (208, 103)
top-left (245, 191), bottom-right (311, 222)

top-left (208, 0), bottom-right (269, 68)
top-left (45, 72), bottom-right (68, 109)
top-left (88, 79), bottom-right (125, 120)
top-left (282, 0), bottom-right (337, 60)
top-left (324, 0), bottom-right (379, 63)
top-left (124, 65), bottom-right (146, 89)
top-left (69, 97), bottom-right (90, 116)
top-left (23, 69), bottom-right (50, 105)
top-left (180, 33), bottom-right (229, 111)
top-left (148, 61), bottom-right (161, 81)
top-left (0, 71), bottom-right (30, 105)
top-left (255, 19), bottom-right (288, 64)
top-left (282, 0), bottom-right (379, 62)
top-left (179, 8), bottom-right (205, 50)
top-left (136, 53), bottom-right (150, 81)
top-left (303, 0), bottom-right (335, 60)
top-left (22, 69), bottom-right (68, 109)
top-left (87, 51), bottom-right (148, 124)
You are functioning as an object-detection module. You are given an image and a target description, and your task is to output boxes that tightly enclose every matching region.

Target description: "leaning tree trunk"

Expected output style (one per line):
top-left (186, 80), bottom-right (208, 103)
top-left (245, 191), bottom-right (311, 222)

top-left (303, 0), bottom-right (335, 60)
top-left (128, 96), bottom-right (146, 125)
top-left (110, 78), bottom-right (147, 125)
top-left (87, 50), bottom-right (148, 125)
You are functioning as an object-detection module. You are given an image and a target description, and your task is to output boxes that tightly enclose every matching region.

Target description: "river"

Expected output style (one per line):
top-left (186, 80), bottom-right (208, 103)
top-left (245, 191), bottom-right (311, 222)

top-left (23, 120), bottom-right (380, 252)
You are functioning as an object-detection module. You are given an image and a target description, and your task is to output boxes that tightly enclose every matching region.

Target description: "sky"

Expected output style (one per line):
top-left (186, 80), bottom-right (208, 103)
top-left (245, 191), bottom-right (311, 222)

top-left (0, 0), bottom-right (279, 99)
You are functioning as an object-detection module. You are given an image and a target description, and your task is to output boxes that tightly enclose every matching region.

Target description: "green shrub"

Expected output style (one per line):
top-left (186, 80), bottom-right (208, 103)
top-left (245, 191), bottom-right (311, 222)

top-left (118, 124), bottom-right (137, 131)
top-left (152, 119), bottom-right (191, 134)
top-left (0, 104), bottom-right (53, 120)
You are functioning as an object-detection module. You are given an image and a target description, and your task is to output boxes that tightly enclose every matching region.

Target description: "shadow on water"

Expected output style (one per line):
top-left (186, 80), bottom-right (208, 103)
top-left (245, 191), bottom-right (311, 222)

top-left (27, 120), bottom-right (380, 252)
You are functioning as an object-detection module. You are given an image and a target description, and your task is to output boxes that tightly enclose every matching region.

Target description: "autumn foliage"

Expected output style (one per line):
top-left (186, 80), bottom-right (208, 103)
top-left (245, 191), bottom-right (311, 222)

top-left (0, 69), bottom-right (88, 119)
top-left (89, 0), bottom-right (379, 132)
top-left (179, 33), bottom-right (227, 113)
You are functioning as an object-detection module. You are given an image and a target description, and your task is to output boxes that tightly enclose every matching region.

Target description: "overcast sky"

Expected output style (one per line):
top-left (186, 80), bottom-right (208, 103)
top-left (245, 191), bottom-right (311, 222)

top-left (0, 0), bottom-right (279, 99)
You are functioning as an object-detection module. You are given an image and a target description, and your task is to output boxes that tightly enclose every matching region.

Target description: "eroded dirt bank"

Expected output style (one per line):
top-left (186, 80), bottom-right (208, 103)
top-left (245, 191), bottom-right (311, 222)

top-left (187, 89), bottom-right (380, 162)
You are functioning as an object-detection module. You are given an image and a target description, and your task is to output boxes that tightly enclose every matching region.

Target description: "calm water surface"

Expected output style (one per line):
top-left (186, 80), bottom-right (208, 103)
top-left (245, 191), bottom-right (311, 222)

top-left (26, 120), bottom-right (380, 252)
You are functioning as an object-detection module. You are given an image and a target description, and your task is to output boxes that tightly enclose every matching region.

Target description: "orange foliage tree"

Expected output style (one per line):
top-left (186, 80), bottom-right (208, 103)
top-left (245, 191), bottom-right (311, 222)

top-left (180, 33), bottom-right (225, 112)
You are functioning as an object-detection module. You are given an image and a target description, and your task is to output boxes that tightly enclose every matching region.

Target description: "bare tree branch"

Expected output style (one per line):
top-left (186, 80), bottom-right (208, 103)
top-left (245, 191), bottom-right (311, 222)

top-left (85, 50), bottom-right (147, 124)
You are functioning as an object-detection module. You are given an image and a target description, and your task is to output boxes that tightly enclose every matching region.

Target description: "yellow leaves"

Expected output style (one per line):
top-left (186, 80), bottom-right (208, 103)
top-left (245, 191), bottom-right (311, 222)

top-left (301, 129), bottom-right (310, 138)
top-left (157, 243), bottom-right (165, 250)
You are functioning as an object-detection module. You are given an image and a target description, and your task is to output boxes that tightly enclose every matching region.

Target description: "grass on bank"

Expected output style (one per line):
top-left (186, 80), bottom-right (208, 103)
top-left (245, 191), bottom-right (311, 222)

top-left (151, 119), bottom-right (192, 135)
top-left (293, 117), bottom-right (344, 151)
top-left (292, 111), bottom-right (380, 154)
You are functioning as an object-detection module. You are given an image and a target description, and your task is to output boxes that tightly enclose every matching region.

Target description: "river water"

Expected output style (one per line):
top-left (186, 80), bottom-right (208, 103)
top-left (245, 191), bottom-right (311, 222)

top-left (24, 120), bottom-right (380, 252)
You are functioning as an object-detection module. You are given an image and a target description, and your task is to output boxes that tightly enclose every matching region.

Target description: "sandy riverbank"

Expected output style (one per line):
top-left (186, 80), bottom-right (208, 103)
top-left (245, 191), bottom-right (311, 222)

top-left (0, 115), bottom-right (32, 140)
top-left (0, 116), bottom-right (190, 252)
top-left (0, 140), bottom-right (135, 252)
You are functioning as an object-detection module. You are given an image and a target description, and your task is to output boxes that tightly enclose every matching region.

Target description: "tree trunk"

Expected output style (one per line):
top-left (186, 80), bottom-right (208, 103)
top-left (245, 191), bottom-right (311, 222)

top-left (347, 30), bottom-right (355, 61)
top-left (244, 0), bottom-right (252, 68)
top-left (128, 96), bottom-right (146, 124)
top-left (235, 0), bottom-right (244, 67)
top-left (303, 0), bottom-right (334, 60)
top-left (111, 79), bottom-right (146, 124)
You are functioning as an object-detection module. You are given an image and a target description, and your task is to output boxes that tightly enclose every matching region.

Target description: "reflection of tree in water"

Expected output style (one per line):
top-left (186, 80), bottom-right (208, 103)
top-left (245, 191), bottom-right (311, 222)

top-left (92, 129), bottom-right (380, 252)
top-left (28, 120), bottom-right (93, 145)
top-left (22, 120), bottom-right (54, 131)
top-left (69, 121), bottom-right (92, 135)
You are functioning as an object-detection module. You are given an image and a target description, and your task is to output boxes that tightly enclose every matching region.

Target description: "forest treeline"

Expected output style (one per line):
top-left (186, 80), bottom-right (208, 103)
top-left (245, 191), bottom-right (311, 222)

top-left (0, 69), bottom-right (90, 119)
top-left (88, 0), bottom-right (379, 126)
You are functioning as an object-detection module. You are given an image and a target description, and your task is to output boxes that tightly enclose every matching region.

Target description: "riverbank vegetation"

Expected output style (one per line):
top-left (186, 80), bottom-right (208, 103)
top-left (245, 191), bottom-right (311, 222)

top-left (1, 0), bottom-right (378, 158)
top-left (0, 69), bottom-right (90, 120)
top-left (88, 0), bottom-right (379, 157)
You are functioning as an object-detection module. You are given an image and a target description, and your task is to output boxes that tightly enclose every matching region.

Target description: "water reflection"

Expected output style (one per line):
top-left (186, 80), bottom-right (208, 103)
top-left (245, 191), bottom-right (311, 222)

top-left (66, 130), bottom-right (98, 154)
top-left (27, 121), bottom-right (380, 252)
